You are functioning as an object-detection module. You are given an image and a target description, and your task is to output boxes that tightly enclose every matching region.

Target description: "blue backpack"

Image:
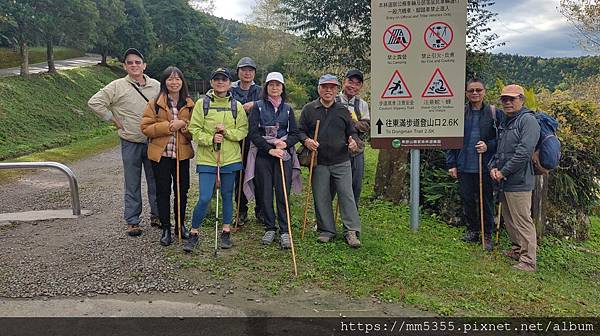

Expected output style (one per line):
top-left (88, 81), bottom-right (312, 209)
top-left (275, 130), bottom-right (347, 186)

top-left (532, 112), bottom-right (560, 175)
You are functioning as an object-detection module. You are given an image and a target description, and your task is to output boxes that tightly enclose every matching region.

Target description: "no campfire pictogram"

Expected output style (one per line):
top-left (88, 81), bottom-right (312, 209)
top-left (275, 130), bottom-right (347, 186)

top-left (421, 68), bottom-right (454, 98)
top-left (383, 24), bottom-right (412, 53)
top-left (381, 70), bottom-right (412, 99)
top-left (424, 21), bottom-right (454, 51)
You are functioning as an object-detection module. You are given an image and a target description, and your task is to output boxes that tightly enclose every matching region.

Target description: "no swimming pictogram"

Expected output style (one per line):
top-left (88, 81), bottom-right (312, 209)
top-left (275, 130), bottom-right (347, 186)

top-left (383, 24), bottom-right (412, 53)
top-left (421, 68), bottom-right (454, 98)
top-left (424, 21), bottom-right (454, 51)
top-left (381, 70), bottom-right (412, 99)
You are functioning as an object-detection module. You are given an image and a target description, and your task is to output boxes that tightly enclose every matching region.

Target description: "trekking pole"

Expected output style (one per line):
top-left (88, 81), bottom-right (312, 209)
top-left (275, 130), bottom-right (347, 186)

top-left (280, 158), bottom-right (298, 276)
top-left (214, 139), bottom-right (222, 257)
top-left (479, 153), bottom-right (485, 249)
top-left (176, 132), bottom-right (182, 244)
top-left (234, 138), bottom-right (245, 230)
top-left (495, 202), bottom-right (502, 244)
top-left (301, 120), bottom-right (320, 239)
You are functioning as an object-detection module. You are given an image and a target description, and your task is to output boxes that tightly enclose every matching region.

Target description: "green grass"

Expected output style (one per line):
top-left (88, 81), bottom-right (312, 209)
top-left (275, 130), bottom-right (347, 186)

top-left (165, 145), bottom-right (600, 317)
top-left (0, 64), bottom-right (124, 160)
top-left (0, 47), bottom-right (85, 69)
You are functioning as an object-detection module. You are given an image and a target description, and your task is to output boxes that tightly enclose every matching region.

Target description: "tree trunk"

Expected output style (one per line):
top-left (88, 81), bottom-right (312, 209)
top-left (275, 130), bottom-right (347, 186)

top-left (46, 39), bottom-right (56, 73)
top-left (19, 40), bottom-right (29, 77)
top-left (531, 174), bottom-right (549, 240)
top-left (100, 50), bottom-right (108, 65)
top-left (374, 149), bottom-right (410, 203)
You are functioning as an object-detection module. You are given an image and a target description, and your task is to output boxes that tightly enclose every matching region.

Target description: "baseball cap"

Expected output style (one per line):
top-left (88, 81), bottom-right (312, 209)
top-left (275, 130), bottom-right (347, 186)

top-left (265, 72), bottom-right (284, 84)
top-left (345, 69), bottom-right (364, 82)
top-left (500, 84), bottom-right (525, 97)
top-left (318, 74), bottom-right (339, 86)
top-left (236, 57), bottom-right (257, 70)
top-left (211, 68), bottom-right (232, 80)
top-left (122, 48), bottom-right (145, 62)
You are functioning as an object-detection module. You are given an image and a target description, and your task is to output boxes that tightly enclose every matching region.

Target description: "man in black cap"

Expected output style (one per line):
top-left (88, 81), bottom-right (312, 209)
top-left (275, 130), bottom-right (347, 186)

top-left (230, 56), bottom-right (263, 226)
top-left (88, 48), bottom-right (160, 237)
top-left (337, 69), bottom-right (370, 208)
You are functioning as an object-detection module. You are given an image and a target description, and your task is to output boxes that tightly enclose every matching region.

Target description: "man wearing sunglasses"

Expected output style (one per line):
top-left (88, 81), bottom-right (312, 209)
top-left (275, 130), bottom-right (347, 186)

top-left (490, 84), bottom-right (540, 272)
top-left (88, 48), bottom-right (160, 237)
top-left (447, 78), bottom-right (501, 251)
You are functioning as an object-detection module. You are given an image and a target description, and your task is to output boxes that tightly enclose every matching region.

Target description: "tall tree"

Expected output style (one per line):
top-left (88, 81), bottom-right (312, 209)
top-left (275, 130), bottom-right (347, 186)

top-left (113, 0), bottom-right (157, 59)
top-left (92, 0), bottom-right (127, 65)
top-left (189, 0), bottom-right (215, 13)
top-left (0, 0), bottom-right (38, 77)
top-left (560, 0), bottom-right (600, 51)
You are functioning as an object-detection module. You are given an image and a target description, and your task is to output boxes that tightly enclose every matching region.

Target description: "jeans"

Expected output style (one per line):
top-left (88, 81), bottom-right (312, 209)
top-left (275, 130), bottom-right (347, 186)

top-left (191, 171), bottom-right (236, 229)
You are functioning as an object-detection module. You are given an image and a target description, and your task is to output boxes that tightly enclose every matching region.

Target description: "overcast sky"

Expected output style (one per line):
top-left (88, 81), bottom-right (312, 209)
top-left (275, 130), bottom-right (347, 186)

top-left (213, 0), bottom-right (596, 58)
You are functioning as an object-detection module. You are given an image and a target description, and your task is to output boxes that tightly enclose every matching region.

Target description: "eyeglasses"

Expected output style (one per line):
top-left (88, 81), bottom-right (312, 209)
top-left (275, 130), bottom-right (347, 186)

top-left (466, 88), bottom-right (484, 93)
top-left (125, 60), bottom-right (143, 65)
top-left (500, 96), bottom-right (518, 103)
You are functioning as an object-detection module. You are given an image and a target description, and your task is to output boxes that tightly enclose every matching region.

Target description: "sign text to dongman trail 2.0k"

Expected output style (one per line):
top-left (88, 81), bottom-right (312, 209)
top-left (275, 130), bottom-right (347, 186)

top-left (371, 0), bottom-right (467, 149)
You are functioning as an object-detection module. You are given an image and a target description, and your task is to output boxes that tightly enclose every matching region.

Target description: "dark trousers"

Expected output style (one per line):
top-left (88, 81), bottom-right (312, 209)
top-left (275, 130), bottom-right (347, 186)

top-left (254, 154), bottom-right (292, 233)
top-left (151, 158), bottom-right (190, 229)
top-left (458, 172), bottom-right (494, 234)
top-left (235, 138), bottom-right (262, 217)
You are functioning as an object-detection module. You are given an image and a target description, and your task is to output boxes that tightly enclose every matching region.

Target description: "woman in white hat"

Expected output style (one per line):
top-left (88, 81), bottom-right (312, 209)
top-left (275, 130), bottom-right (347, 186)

top-left (245, 72), bottom-right (301, 249)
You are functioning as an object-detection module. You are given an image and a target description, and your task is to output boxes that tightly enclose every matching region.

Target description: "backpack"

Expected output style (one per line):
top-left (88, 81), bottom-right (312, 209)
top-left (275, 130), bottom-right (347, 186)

top-left (202, 95), bottom-right (238, 122)
top-left (532, 112), bottom-right (561, 175)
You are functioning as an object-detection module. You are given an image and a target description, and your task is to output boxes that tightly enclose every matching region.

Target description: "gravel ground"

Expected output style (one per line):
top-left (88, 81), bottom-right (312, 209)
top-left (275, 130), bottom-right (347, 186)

top-left (0, 147), bottom-right (201, 298)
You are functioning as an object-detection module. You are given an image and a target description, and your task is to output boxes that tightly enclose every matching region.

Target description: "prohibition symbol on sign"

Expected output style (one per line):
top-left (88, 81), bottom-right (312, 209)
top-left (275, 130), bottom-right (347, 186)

top-left (383, 24), bottom-right (412, 53)
top-left (381, 70), bottom-right (412, 99)
top-left (424, 21), bottom-right (454, 51)
top-left (421, 68), bottom-right (454, 98)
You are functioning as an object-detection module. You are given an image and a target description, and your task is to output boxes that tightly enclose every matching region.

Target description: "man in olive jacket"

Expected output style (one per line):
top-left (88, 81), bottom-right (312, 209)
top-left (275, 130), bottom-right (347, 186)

top-left (490, 84), bottom-right (540, 272)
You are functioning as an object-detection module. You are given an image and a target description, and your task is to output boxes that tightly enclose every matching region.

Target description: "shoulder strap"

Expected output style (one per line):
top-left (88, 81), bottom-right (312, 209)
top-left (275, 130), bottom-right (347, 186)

top-left (152, 99), bottom-right (160, 115)
top-left (230, 98), bottom-right (238, 120)
top-left (490, 104), bottom-right (496, 122)
top-left (202, 95), bottom-right (238, 122)
top-left (354, 97), bottom-right (361, 120)
top-left (203, 96), bottom-right (210, 117)
top-left (130, 83), bottom-right (149, 102)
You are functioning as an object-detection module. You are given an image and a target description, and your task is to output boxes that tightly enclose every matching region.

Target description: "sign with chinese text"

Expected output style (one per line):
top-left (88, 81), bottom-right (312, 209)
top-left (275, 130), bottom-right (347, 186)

top-left (371, 0), bottom-right (467, 149)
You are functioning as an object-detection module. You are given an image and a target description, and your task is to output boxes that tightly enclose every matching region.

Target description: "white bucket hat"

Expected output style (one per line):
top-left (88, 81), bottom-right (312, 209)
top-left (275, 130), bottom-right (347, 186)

top-left (265, 72), bottom-right (284, 84)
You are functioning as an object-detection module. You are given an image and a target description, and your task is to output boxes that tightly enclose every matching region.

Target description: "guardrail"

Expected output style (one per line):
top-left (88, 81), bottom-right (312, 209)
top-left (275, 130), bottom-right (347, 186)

top-left (0, 162), bottom-right (81, 215)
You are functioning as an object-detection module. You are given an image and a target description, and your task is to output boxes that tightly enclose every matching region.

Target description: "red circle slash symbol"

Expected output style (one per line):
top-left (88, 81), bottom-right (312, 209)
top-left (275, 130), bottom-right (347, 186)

top-left (424, 22), bottom-right (454, 51)
top-left (383, 24), bottom-right (412, 53)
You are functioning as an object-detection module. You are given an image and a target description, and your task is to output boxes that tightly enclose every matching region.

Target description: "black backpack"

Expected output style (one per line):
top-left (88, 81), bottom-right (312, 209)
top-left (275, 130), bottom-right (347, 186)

top-left (202, 95), bottom-right (238, 122)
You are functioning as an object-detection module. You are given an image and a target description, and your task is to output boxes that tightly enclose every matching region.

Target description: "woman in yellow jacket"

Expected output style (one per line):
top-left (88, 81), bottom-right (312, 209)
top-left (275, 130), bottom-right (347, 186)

top-left (141, 66), bottom-right (194, 246)
top-left (185, 68), bottom-right (248, 252)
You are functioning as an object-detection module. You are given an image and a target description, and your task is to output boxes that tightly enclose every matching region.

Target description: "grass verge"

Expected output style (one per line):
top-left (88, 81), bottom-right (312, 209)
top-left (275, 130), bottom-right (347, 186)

top-left (164, 145), bottom-right (600, 317)
top-left (0, 47), bottom-right (85, 69)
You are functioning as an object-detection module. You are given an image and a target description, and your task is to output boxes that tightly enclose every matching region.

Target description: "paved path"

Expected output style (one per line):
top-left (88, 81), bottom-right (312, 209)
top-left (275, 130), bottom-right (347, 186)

top-left (0, 54), bottom-right (102, 77)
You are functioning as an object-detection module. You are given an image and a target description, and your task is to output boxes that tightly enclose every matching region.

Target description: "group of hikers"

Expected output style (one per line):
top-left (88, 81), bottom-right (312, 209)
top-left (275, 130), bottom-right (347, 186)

top-left (88, 47), bottom-right (542, 272)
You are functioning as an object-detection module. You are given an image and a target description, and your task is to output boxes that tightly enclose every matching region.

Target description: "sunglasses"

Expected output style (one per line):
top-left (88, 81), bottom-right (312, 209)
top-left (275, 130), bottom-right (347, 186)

top-left (466, 88), bottom-right (484, 93)
top-left (125, 60), bottom-right (143, 65)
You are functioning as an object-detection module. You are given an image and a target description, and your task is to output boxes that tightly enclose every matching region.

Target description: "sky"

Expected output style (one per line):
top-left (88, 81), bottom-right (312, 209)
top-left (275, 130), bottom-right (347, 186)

top-left (212, 0), bottom-right (597, 58)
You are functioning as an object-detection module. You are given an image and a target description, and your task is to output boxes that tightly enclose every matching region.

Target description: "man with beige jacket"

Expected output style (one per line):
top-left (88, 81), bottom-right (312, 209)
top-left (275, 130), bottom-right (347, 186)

top-left (88, 48), bottom-right (160, 236)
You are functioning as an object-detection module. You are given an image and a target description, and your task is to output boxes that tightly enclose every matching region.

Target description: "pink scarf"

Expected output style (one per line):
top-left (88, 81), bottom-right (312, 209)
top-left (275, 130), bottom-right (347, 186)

top-left (268, 96), bottom-right (282, 110)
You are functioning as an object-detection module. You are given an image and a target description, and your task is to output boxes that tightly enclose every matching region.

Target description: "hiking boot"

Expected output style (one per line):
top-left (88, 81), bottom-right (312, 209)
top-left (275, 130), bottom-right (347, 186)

top-left (345, 231), bottom-right (361, 248)
top-left (462, 231), bottom-right (480, 243)
top-left (513, 262), bottom-right (536, 272)
top-left (261, 230), bottom-right (276, 245)
top-left (183, 233), bottom-right (199, 252)
top-left (160, 227), bottom-right (172, 246)
top-left (126, 224), bottom-right (142, 237)
top-left (220, 231), bottom-right (233, 249)
top-left (503, 250), bottom-right (520, 261)
top-left (150, 216), bottom-right (161, 228)
top-left (236, 211), bottom-right (248, 227)
top-left (280, 233), bottom-right (291, 249)
top-left (317, 235), bottom-right (331, 243)
top-left (174, 223), bottom-right (190, 240)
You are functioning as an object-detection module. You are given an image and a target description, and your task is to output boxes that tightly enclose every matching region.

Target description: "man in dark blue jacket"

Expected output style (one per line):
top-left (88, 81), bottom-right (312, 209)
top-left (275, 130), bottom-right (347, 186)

top-left (447, 78), bottom-right (501, 251)
top-left (490, 84), bottom-right (540, 272)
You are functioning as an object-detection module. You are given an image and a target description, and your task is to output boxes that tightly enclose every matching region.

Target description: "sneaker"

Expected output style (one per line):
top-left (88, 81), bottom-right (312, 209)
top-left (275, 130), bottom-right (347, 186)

top-left (280, 233), bottom-right (291, 249)
top-left (503, 250), bottom-right (520, 261)
top-left (183, 233), bottom-right (199, 252)
top-left (317, 235), bottom-right (331, 243)
top-left (150, 216), bottom-right (161, 228)
top-left (236, 212), bottom-right (248, 227)
top-left (462, 231), bottom-right (480, 243)
top-left (345, 231), bottom-right (361, 248)
top-left (261, 230), bottom-right (276, 245)
top-left (513, 262), bottom-right (536, 272)
top-left (126, 224), bottom-right (142, 237)
top-left (220, 231), bottom-right (233, 249)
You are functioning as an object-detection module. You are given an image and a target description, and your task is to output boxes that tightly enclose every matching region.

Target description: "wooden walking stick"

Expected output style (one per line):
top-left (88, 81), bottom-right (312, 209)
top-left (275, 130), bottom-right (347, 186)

top-left (280, 158), bottom-right (298, 276)
top-left (479, 153), bottom-right (485, 249)
top-left (301, 120), bottom-right (320, 239)
top-left (175, 132), bottom-right (182, 243)
top-left (234, 138), bottom-right (245, 230)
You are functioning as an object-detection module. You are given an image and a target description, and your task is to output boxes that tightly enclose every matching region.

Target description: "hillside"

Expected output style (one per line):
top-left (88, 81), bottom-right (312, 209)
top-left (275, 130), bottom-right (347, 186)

top-left (0, 65), bottom-right (123, 160)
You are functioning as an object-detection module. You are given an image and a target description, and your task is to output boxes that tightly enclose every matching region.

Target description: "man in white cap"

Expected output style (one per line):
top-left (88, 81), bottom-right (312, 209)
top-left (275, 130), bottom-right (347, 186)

top-left (298, 74), bottom-right (363, 248)
top-left (490, 84), bottom-right (540, 272)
